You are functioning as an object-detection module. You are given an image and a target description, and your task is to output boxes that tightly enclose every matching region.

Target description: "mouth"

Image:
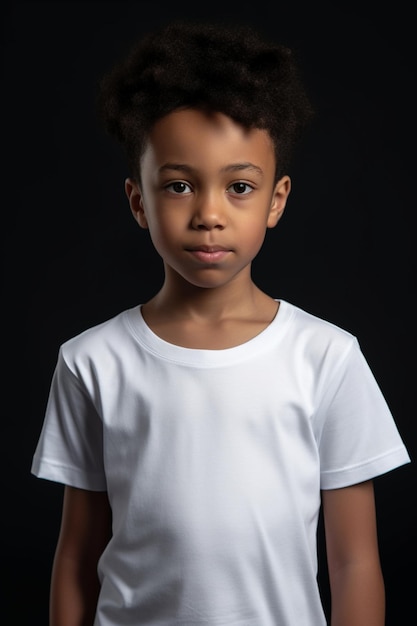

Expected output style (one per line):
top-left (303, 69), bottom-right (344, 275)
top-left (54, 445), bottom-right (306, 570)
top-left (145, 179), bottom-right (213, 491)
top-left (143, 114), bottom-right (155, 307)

top-left (186, 245), bottom-right (231, 263)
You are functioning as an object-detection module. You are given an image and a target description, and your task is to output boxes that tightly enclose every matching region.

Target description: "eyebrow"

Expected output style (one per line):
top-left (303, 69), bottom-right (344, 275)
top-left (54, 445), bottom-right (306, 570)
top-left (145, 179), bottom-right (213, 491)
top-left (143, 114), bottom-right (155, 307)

top-left (158, 162), bottom-right (264, 177)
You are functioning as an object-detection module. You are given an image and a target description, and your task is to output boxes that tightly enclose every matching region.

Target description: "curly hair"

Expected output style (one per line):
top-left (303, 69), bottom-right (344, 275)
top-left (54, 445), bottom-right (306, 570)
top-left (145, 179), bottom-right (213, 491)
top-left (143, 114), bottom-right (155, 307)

top-left (97, 20), bottom-right (314, 181)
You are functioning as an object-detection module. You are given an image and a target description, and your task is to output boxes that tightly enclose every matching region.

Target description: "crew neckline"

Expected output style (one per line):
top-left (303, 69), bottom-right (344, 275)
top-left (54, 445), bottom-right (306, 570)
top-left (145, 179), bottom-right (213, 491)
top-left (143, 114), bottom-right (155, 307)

top-left (124, 299), bottom-right (294, 367)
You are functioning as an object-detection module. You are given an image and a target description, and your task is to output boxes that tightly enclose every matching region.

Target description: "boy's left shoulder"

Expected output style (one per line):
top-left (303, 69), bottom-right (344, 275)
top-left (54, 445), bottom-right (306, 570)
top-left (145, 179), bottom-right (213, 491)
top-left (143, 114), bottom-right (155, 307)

top-left (281, 299), bottom-right (359, 360)
top-left (284, 300), bottom-right (355, 339)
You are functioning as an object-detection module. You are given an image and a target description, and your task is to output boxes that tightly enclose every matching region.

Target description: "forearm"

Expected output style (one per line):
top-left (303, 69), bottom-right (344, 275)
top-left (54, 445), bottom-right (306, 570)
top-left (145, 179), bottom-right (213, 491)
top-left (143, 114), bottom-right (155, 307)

top-left (329, 561), bottom-right (385, 626)
top-left (49, 487), bottom-right (111, 625)
top-left (50, 550), bottom-right (100, 626)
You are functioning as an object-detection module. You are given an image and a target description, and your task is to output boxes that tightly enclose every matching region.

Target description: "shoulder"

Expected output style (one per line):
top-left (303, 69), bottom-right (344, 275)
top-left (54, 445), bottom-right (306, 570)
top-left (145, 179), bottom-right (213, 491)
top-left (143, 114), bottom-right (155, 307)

top-left (281, 300), bottom-right (357, 359)
top-left (277, 300), bottom-right (366, 401)
top-left (59, 306), bottom-right (140, 371)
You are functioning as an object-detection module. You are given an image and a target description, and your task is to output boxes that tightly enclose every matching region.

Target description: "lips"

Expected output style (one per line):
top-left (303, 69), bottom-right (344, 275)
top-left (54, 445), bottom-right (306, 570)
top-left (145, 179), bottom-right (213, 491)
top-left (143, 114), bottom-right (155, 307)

top-left (186, 245), bottom-right (231, 263)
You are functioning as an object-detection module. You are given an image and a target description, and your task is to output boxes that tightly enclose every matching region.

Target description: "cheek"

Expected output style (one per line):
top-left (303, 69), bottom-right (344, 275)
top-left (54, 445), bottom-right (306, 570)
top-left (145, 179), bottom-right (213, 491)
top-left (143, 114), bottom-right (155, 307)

top-left (145, 212), bottom-right (181, 252)
top-left (248, 228), bottom-right (268, 256)
top-left (240, 213), bottom-right (270, 248)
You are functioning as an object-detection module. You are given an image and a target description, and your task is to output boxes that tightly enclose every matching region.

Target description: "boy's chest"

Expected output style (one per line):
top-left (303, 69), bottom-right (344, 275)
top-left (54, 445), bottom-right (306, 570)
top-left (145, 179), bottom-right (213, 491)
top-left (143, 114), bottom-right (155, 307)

top-left (100, 358), bottom-right (320, 520)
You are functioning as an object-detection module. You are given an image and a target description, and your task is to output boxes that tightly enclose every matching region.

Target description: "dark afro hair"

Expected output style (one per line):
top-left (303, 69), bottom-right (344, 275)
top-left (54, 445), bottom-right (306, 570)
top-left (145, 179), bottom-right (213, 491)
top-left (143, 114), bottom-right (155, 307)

top-left (97, 20), bottom-right (314, 181)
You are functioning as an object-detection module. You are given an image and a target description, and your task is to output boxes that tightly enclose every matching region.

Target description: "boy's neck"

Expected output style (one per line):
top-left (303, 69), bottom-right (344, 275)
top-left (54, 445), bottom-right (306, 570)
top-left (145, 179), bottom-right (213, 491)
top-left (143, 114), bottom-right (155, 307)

top-left (140, 274), bottom-right (279, 349)
top-left (145, 274), bottom-right (273, 322)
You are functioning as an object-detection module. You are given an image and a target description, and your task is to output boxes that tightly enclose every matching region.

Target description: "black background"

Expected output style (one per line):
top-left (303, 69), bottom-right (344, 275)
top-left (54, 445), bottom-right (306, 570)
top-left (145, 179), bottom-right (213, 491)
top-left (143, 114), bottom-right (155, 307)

top-left (3, 1), bottom-right (416, 624)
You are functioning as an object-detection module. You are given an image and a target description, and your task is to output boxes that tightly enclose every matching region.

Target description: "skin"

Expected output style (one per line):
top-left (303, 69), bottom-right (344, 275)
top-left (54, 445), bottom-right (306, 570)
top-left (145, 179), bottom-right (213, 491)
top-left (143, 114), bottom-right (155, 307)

top-left (50, 108), bottom-right (385, 625)
top-left (322, 482), bottom-right (385, 626)
top-left (50, 487), bottom-right (112, 626)
top-left (126, 108), bottom-right (290, 349)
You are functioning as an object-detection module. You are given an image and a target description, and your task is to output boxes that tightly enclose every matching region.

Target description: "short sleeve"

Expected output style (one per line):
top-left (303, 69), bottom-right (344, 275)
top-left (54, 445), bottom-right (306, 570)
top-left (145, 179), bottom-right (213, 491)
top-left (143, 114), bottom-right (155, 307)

top-left (31, 348), bottom-right (107, 491)
top-left (316, 338), bottom-right (410, 489)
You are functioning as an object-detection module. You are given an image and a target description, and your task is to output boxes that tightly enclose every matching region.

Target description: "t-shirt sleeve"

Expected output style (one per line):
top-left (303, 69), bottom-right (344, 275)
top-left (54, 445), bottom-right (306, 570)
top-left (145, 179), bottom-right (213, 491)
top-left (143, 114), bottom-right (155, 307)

top-left (31, 348), bottom-right (107, 491)
top-left (316, 337), bottom-right (410, 489)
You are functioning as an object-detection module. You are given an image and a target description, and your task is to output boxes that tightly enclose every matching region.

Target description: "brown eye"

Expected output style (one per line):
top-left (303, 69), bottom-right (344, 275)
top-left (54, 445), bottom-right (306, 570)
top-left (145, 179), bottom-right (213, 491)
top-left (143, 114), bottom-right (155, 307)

top-left (165, 181), bottom-right (192, 194)
top-left (228, 182), bottom-right (253, 195)
top-left (172, 182), bottom-right (187, 193)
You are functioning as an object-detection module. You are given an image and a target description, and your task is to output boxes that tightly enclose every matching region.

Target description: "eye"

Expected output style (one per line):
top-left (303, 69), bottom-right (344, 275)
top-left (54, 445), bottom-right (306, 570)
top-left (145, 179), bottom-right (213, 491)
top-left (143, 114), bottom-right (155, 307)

top-left (227, 182), bottom-right (254, 195)
top-left (164, 181), bottom-right (192, 194)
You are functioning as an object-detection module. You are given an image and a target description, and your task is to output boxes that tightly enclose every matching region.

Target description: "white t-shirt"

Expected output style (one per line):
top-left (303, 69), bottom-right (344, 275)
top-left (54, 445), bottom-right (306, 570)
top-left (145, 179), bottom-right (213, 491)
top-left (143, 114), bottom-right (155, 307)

top-left (31, 300), bottom-right (410, 625)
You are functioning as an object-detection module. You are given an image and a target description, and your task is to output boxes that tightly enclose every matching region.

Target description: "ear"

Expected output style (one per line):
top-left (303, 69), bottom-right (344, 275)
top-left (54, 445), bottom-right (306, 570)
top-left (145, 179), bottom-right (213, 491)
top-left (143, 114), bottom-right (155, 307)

top-left (125, 177), bottom-right (148, 229)
top-left (267, 175), bottom-right (291, 228)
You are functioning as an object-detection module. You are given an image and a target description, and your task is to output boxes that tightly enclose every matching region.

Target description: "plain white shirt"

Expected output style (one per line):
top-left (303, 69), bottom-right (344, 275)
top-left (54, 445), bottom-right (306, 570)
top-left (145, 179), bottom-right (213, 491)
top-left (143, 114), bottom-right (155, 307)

top-left (32, 300), bottom-right (410, 625)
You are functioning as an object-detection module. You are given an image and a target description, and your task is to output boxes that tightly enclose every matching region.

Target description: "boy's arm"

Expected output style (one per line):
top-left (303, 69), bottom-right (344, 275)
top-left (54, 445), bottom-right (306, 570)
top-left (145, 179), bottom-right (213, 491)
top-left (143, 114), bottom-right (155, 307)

top-left (50, 485), bottom-right (112, 626)
top-left (321, 480), bottom-right (385, 626)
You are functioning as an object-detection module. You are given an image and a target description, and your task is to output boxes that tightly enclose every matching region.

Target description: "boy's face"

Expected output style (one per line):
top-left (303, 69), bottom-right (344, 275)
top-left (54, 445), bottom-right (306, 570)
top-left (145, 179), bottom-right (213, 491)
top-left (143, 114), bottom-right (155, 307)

top-left (126, 108), bottom-right (290, 290)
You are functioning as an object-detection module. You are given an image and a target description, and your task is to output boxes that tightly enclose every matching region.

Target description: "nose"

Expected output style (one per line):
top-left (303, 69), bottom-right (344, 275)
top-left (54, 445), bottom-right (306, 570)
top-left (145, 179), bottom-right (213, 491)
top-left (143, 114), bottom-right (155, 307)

top-left (191, 192), bottom-right (226, 230)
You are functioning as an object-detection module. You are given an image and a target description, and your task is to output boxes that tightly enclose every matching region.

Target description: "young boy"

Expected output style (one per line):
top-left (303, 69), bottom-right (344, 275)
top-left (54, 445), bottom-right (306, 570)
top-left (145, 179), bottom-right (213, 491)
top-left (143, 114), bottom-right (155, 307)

top-left (31, 20), bottom-right (410, 626)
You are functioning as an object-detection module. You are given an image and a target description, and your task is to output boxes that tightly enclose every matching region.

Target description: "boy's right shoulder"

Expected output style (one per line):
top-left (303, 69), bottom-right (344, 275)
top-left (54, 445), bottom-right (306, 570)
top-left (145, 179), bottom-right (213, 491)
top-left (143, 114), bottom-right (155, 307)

top-left (59, 306), bottom-right (140, 361)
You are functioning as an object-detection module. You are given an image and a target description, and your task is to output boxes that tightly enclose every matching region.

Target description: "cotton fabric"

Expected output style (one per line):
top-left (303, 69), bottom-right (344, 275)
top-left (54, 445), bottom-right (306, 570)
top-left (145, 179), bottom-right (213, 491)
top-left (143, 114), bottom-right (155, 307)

top-left (32, 300), bottom-right (410, 625)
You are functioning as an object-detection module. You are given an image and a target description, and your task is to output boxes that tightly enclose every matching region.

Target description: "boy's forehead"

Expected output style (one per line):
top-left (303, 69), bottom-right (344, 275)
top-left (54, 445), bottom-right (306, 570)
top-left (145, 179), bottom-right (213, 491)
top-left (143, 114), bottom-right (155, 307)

top-left (149, 107), bottom-right (269, 139)
top-left (142, 108), bottom-right (275, 172)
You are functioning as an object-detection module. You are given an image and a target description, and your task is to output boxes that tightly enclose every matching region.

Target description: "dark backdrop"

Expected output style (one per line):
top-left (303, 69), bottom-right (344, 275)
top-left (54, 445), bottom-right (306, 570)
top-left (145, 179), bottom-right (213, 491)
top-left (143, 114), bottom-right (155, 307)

top-left (3, 1), bottom-right (415, 624)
